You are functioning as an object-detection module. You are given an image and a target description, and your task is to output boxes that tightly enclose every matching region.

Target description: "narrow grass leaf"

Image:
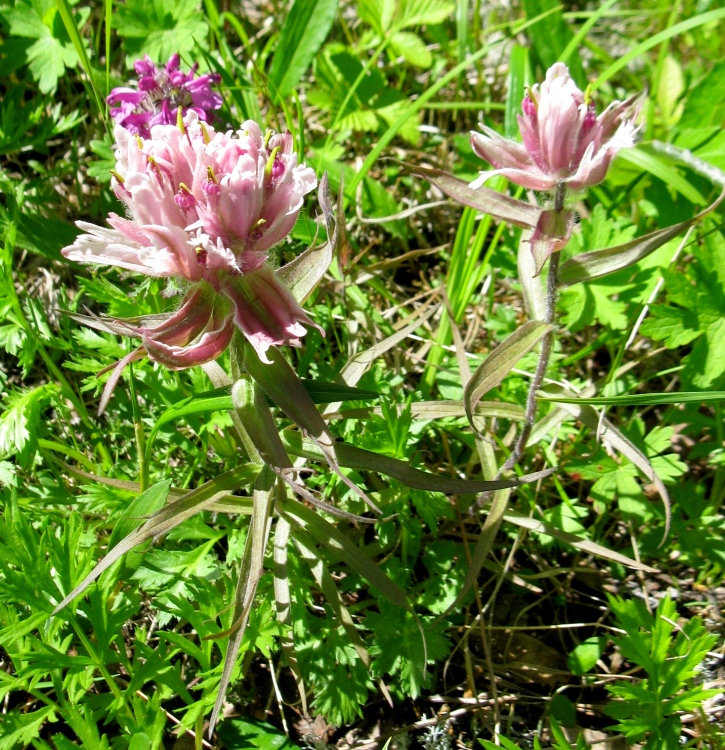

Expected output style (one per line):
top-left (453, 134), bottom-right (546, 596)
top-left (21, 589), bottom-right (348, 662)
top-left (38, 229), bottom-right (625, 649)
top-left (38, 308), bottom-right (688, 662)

top-left (592, 8), bottom-right (725, 90)
top-left (558, 0), bottom-right (619, 64)
top-left (464, 321), bottom-right (552, 431)
top-left (616, 148), bottom-right (706, 204)
top-left (54, 0), bottom-right (107, 127)
top-left (539, 391), bottom-right (725, 406)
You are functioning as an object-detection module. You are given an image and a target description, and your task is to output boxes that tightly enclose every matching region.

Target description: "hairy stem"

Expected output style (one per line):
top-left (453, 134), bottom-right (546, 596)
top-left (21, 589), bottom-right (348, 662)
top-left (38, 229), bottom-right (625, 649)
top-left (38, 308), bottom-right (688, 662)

top-left (498, 182), bottom-right (565, 474)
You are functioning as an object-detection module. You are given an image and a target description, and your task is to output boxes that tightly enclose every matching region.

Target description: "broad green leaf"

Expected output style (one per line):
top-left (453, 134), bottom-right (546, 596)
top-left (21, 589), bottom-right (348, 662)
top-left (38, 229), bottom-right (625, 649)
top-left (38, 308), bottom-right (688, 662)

top-left (639, 305), bottom-right (702, 348)
top-left (390, 31), bottom-right (431, 68)
top-left (267, 0), bottom-right (338, 99)
top-left (558, 191), bottom-right (724, 287)
top-left (116, 0), bottom-right (209, 60)
top-left (398, 161), bottom-right (542, 229)
top-left (107, 479), bottom-right (171, 551)
top-left (464, 321), bottom-right (552, 431)
top-left (568, 636), bottom-right (607, 675)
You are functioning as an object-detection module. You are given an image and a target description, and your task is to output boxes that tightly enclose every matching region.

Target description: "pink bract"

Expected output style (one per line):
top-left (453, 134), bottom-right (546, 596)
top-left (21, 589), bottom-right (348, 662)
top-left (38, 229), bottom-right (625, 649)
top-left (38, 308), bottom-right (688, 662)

top-left (107, 53), bottom-right (223, 138)
top-left (470, 63), bottom-right (640, 192)
top-left (63, 113), bottom-right (320, 411)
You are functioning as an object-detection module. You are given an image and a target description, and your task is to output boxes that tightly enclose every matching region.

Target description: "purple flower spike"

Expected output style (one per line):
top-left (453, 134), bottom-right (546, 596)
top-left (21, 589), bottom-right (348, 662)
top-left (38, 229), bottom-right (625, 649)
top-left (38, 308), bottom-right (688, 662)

top-left (108, 54), bottom-right (223, 138)
top-left (470, 63), bottom-right (641, 193)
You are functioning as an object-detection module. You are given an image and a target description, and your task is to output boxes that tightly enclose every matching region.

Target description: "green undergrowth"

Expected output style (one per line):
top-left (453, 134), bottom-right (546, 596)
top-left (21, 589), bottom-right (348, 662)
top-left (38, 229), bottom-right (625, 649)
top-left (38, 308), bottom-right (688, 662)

top-left (1, 0), bottom-right (724, 748)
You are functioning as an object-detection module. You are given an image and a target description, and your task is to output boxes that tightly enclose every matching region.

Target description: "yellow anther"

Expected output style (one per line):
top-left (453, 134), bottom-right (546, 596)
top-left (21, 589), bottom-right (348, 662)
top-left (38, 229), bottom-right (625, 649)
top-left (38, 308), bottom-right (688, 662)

top-left (264, 146), bottom-right (281, 178)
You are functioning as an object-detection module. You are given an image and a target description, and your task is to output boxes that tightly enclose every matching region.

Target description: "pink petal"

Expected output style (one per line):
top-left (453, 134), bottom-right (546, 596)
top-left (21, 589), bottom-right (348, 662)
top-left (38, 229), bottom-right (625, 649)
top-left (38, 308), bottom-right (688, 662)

top-left (220, 266), bottom-right (322, 364)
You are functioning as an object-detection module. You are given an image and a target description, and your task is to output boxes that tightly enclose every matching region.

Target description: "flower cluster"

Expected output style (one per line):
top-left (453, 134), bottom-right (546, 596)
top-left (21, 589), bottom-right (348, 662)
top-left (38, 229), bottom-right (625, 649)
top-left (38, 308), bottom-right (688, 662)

top-left (63, 111), bottom-right (319, 408)
top-left (470, 62), bottom-right (639, 192)
top-left (107, 54), bottom-right (223, 138)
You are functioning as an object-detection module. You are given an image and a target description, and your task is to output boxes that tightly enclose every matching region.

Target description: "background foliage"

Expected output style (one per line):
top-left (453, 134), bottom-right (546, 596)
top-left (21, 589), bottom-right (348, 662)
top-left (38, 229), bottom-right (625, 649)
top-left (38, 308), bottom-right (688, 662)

top-left (0, 0), bottom-right (724, 748)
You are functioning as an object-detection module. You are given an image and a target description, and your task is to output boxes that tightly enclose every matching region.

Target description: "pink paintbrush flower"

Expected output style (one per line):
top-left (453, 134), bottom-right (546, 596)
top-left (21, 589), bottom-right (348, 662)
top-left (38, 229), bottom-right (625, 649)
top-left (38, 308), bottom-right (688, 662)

top-left (63, 113), bottom-right (319, 412)
top-left (470, 63), bottom-right (640, 192)
top-left (107, 53), bottom-right (223, 138)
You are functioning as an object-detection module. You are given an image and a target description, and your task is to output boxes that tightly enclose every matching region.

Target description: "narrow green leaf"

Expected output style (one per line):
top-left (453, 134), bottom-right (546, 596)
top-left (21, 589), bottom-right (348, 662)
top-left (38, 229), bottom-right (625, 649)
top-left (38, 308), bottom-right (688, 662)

top-left (539, 391), bottom-right (725, 406)
top-left (558, 191), bottom-right (724, 287)
top-left (464, 321), bottom-right (552, 430)
top-left (283, 432), bottom-right (555, 494)
top-left (210, 467), bottom-right (275, 734)
top-left (299, 379), bottom-right (380, 403)
top-left (332, 302), bottom-right (439, 393)
top-left (282, 499), bottom-right (410, 609)
top-left (505, 44), bottom-right (530, 138)
top-left (558, 0), bottom-right (619, 64)
top-left (593, 8), bottom-right (725, 90)
top-left (617, 148), bottom-right (706, 204)
top-left (267, 0), bottom-right (338, 99)
top-left (503, 511), bottom-right (658, 572)
top-left (330, 400), bottom-right (526, 422)
top-left (54, 0), bottom-right (107, 128)
top-left (52, 465), bottom-right (260, 614)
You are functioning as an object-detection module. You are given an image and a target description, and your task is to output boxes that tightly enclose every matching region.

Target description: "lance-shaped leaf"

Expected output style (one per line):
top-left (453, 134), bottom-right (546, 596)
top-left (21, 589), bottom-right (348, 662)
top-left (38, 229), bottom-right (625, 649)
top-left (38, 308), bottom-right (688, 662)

top-left (539, 390), bottom-right (725, 407)
top-left (283, 432), bottom-right (554, 494)
top-left (543, 387), bottom-right (672, 540)
top-left (243, 340), bottom-right (379, 512)
top-left (502, 511), bottom-right (658, 572)
top-left (278, 172), bottom-right (337, 303)
top-left (52, 464), bottom-right (260, 614)
top-left (558, 190), bottom-right (725, 287)
top-left (328, 400), bottom-right (526, 423)
top-left (281, 499), bottom-right (410, 610)
top-left (292, 530), bottom-right (395, 707)
top-left (210, 467), bottom-right (276, 735)
top-left (464, 321), bottom-right (553, 432)
top-left (396, 161), bottom-right (542, 229)
top-left (332, 302), bottom-right (440, 391)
